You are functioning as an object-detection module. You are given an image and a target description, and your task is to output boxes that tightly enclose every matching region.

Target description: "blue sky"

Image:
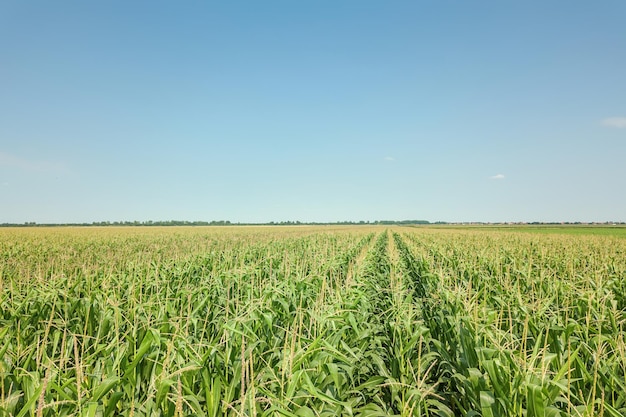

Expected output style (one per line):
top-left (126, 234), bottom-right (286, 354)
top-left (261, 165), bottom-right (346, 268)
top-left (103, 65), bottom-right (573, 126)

top-left (1, 1), bottom-right (625, 223)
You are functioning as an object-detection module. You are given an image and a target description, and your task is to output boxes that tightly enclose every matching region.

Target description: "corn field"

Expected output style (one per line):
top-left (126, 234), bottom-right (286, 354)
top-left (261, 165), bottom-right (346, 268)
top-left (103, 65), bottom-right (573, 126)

top-left (1, 226), bottom-right (625, 416)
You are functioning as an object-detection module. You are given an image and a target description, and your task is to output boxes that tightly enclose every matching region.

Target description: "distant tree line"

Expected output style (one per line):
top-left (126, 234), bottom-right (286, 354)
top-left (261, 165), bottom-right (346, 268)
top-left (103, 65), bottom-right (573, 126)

top-left (3, 220), bottom-right (624, 228)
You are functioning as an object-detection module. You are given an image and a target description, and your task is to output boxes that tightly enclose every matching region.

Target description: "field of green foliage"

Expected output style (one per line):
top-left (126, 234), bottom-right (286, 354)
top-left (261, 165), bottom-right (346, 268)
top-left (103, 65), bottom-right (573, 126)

top-left (1, 226), bottom-right (625, 416)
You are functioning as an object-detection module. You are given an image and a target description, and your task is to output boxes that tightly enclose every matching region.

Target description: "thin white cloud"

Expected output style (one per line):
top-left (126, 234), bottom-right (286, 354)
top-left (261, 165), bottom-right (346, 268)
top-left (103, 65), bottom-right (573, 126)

top-left (601, 117), bottom-right (626, 128)
top-left (0, 151), bottom-right (68, 173)
top-left (489, 174), bottom-right (505, 180)
top-left (384, 156), bottom-right (395, 161)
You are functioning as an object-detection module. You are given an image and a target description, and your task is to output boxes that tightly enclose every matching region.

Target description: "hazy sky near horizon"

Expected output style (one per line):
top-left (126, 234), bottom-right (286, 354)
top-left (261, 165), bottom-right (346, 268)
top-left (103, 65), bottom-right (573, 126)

top-left (2, 1), bottom-right (625, 223)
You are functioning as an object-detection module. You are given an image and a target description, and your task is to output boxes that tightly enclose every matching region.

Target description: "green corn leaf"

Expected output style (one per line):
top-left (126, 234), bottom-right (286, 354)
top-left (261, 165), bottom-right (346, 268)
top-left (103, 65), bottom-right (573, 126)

top-left (527, 384), bottom-right (545, 417)
top-left (123, 330), bottom-right (155, 378)
top-left (15, 382), bottom-right (44, 417)
top-left (480, 390), bottom-right (498, 417)
top-left (91, 376), bottom-right (120, 402)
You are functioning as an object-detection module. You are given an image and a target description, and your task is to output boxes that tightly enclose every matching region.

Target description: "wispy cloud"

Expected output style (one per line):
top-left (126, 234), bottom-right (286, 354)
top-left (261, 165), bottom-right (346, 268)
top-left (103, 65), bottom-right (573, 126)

top-left (489, 174), bottom-right (505, 180)
top-left (0, 151), bottom-right (68, 173)
top-left (384, 156), bottom-right (395, 161)
top-left (601, 117), bottom-right (626, 128)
